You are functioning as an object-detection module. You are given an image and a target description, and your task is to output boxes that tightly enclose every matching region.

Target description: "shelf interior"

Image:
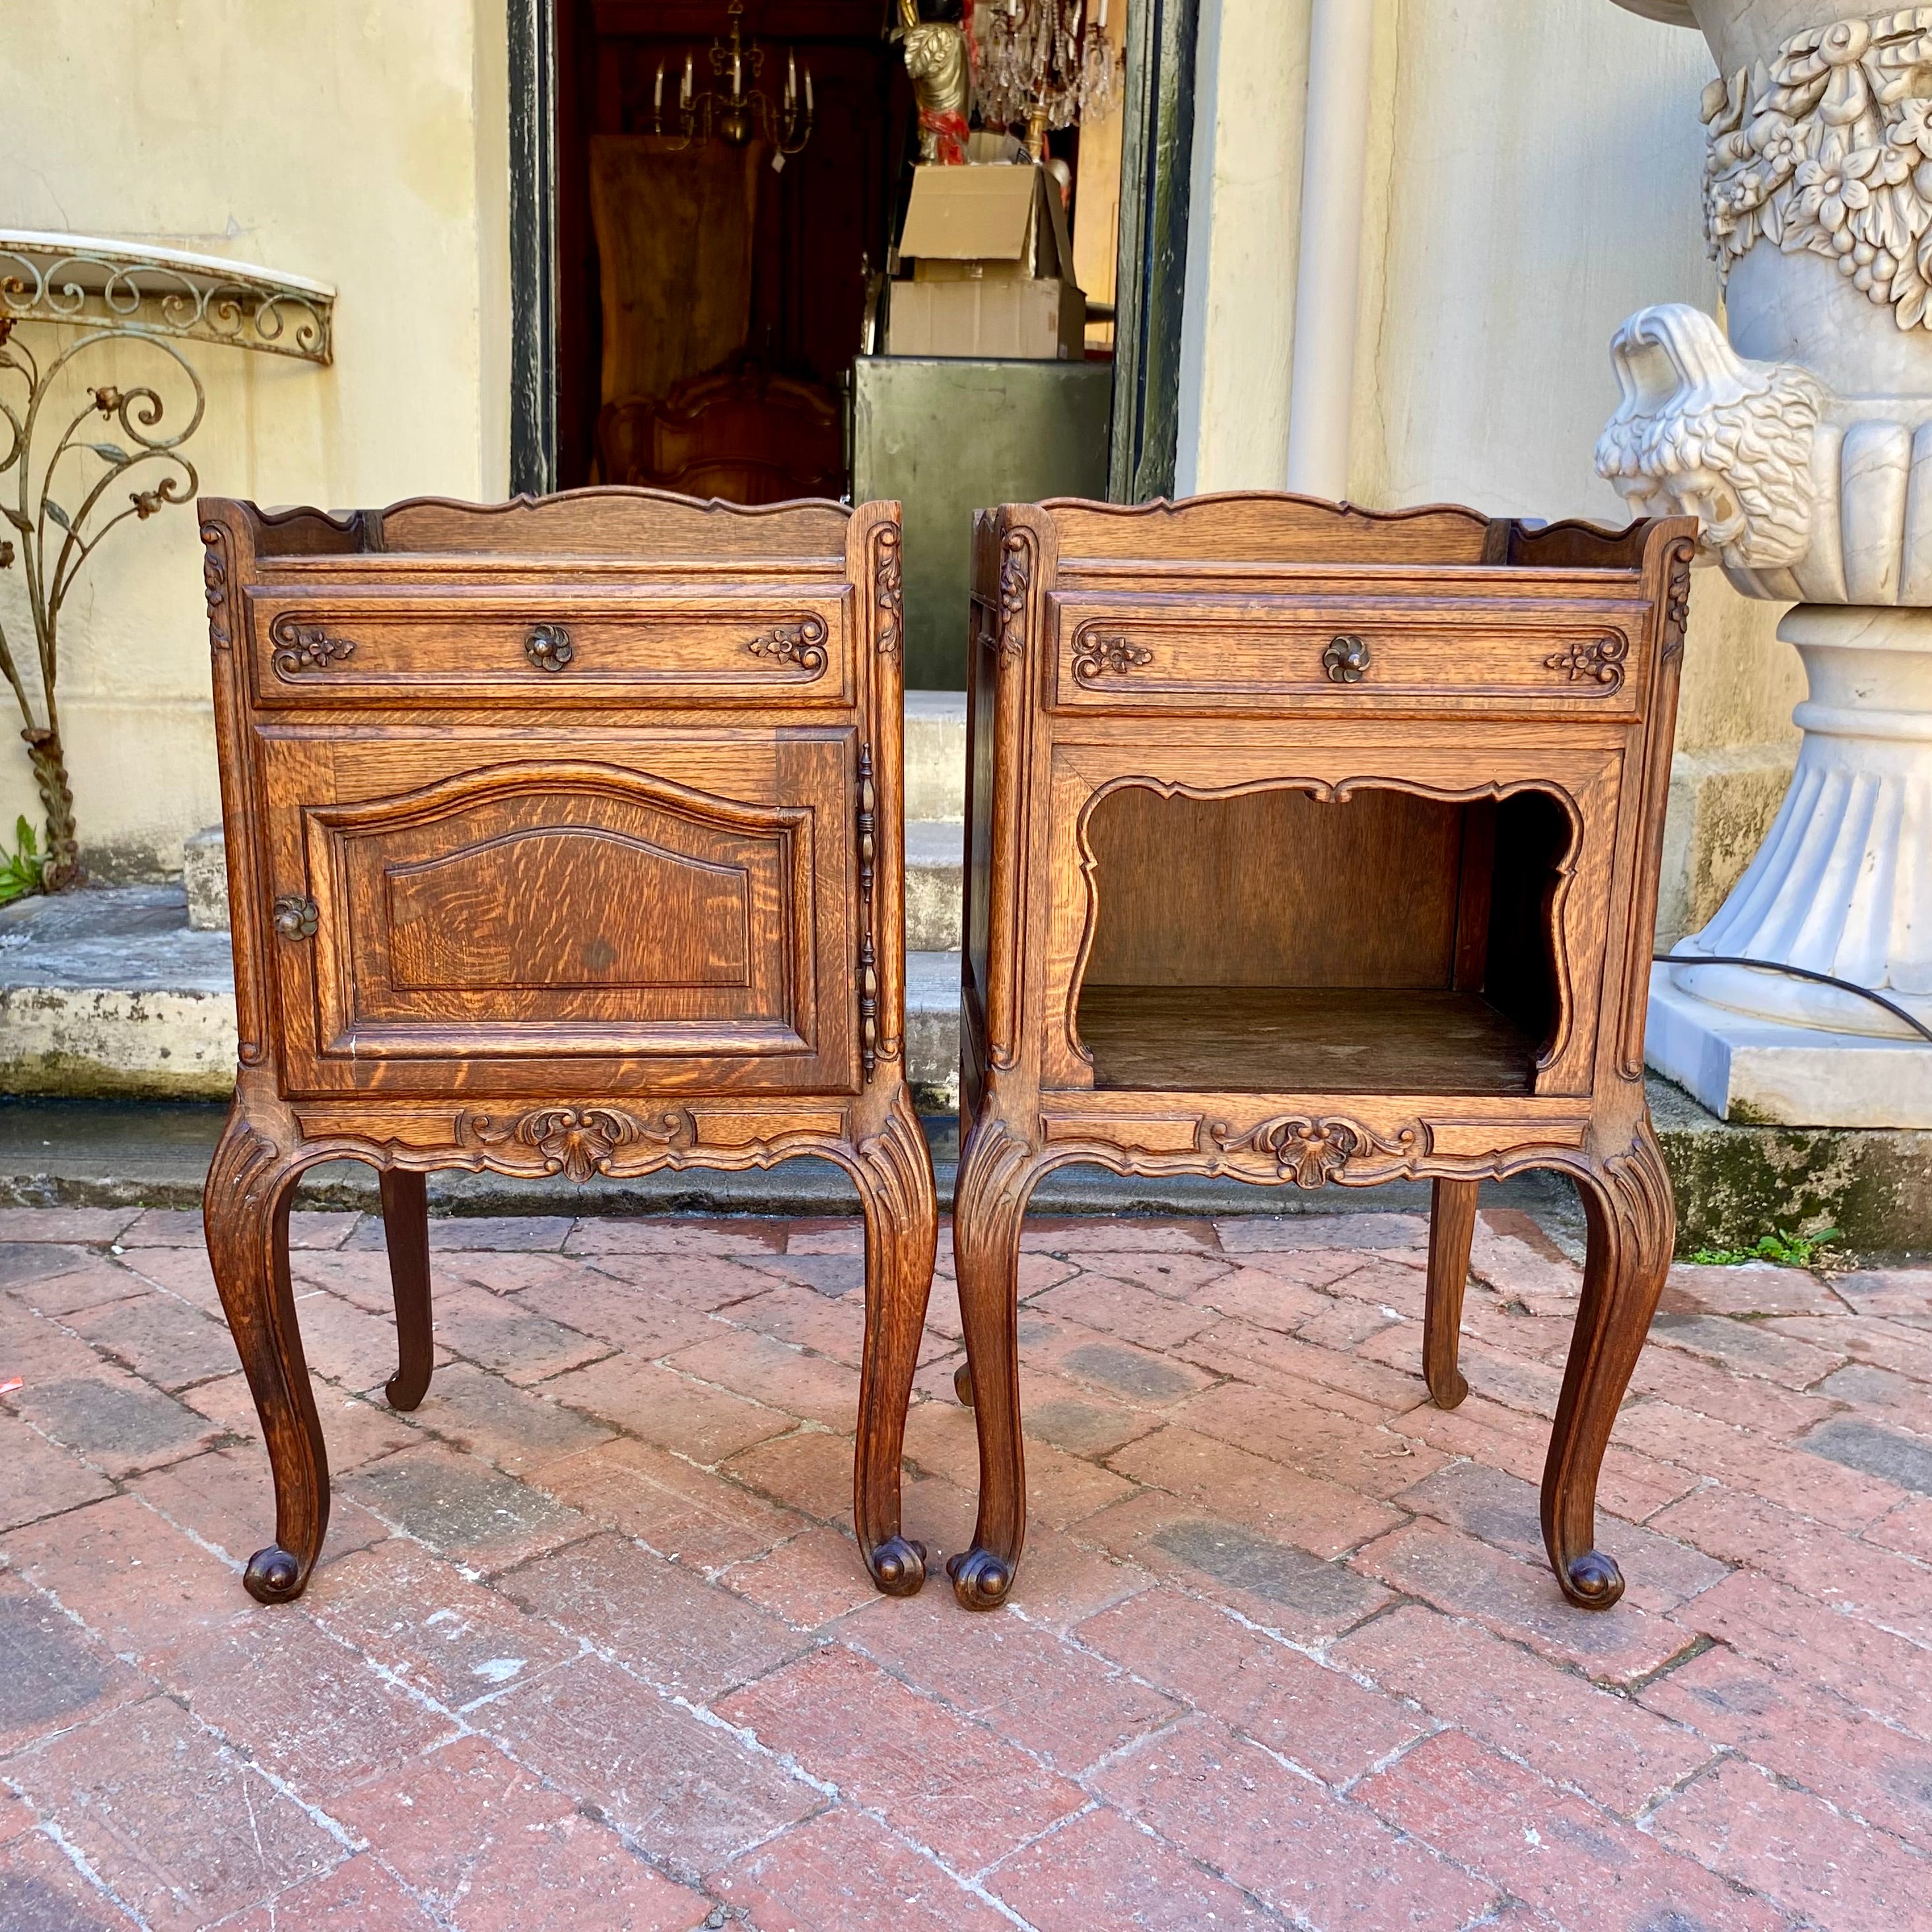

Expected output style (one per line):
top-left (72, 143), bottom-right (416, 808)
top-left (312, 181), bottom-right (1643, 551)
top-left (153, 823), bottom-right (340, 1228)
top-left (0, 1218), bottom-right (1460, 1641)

top-left (1073, 784), bottom-right (1570, 1095)
top-left (1080, 986), bottom-right (1538, 1093)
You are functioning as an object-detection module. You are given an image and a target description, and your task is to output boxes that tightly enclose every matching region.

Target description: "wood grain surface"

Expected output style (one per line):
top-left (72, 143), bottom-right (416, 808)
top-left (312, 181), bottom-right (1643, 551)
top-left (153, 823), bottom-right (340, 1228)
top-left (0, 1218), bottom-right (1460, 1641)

top-left (200, 487), bottom-right (934, 1607)
top-left (951, 491), bottom-right (1697, 1617)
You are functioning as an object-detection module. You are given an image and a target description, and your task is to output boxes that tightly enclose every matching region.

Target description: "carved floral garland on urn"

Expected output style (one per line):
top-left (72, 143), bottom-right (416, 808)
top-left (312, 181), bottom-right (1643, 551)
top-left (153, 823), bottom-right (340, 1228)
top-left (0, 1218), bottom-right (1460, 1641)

top-left (1596, 2), bottom-right (1932, 1058)
top-left (1703, 11), bottom-right (1932, 331)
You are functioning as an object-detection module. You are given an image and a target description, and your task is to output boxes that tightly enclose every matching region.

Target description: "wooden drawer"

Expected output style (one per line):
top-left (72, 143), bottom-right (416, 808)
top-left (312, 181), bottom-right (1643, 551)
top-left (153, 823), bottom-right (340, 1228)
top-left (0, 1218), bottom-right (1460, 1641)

top-left (244, 583), bottom-right (854, 708)
top-left (255, 728), bottom-right (859, 1097)
top-left (1047, 590), bottom-right (1648, 718)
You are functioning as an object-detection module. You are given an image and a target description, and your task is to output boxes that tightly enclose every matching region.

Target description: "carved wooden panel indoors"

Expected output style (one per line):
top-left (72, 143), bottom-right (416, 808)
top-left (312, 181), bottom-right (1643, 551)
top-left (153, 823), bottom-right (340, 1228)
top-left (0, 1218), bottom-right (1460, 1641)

top-left (950, 491), bottom-right (1698, 1626)
top-left (198, 488), bottom-right (934, 1613)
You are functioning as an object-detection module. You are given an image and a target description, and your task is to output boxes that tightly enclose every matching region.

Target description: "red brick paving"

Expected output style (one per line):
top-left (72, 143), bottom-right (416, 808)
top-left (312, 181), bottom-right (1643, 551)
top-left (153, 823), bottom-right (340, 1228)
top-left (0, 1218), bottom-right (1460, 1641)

top-left (0, 1201), bottom-right (1927, 1928)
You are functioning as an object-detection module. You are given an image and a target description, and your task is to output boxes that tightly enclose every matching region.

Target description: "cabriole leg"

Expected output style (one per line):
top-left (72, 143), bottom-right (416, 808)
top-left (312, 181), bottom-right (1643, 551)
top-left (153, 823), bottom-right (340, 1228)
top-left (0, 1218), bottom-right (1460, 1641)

top-left (1542, 1122), bottom-right (1674, 1610)
top-left (203, 1091), bottom-right (328, 1604)
top-left (850, 1086), bottom-right (939, 1597)
top-left (1424, 1178), bottom-right (1479, 1409)
top-left (378, 1168), bottom-right (434, 1412)
top-left (947, 1113), bottom-right (1038, 1610)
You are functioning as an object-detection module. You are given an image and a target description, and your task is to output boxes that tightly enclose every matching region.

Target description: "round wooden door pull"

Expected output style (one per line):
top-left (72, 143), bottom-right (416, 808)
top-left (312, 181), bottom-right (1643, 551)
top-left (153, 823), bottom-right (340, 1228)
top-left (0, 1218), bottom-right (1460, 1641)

top-left (1323, 635), bottom-right (1370, 683)
top-left (525, 623), bottom-right (574, 672)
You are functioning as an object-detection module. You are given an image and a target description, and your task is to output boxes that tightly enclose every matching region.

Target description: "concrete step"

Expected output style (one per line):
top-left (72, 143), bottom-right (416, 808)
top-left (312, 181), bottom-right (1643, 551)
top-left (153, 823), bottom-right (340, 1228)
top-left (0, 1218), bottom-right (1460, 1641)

top-left (905, 819), bottom-right (963, 951)
top-left (0, 886), bottom-right (238, 1097)
top-left (9, 892), bottom-right (1921, 1247)
top-left (903, 689), bottom-right (967, 822)
top-left (183, 690), bottom-right (971, 934)
top-left (0, 883), bottom-right (965, 1103)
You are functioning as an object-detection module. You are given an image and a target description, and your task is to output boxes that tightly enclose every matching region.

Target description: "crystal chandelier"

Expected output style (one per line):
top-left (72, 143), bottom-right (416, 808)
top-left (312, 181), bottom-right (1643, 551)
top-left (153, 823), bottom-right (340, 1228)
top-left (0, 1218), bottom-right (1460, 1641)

top-left (973, 0), bottom-right (1121, 149)
top-left (652, 1), bottom-right (814, 161)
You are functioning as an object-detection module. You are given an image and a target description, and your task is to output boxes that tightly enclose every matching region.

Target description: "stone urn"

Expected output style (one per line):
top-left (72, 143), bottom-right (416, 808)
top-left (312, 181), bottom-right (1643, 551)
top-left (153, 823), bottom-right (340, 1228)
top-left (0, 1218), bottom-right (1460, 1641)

top-left (1601, 0), bottom-right (1932, 1125)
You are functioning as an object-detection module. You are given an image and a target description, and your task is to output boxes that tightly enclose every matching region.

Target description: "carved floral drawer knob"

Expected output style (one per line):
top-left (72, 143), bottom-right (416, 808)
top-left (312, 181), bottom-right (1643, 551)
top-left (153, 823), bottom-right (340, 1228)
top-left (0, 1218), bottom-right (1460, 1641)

top-left (272, 895), bottom-right (319, 940)
top-left (1323, 634), bottom-right (1370, 683)
top-left (525, 623), bottom-right (574, 672)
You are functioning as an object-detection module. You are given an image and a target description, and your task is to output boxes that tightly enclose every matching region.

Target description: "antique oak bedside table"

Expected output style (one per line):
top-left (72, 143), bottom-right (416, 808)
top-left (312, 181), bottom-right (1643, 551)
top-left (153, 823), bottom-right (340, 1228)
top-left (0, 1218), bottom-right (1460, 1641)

top-left (199, 488), bottom-right (935, 1605)
top-left (949, 493), bottom-right (1696, 1614)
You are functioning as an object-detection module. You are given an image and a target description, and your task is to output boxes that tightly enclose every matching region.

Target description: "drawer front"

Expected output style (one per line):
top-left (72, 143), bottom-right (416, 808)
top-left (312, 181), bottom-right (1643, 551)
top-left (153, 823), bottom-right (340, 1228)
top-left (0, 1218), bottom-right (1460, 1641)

top-left (1048, 592), bottom-right (1648, 718)
top-left (258, 730), bottom-right (857, 1096)
top-left (246, 584), bottom-right (854, 707)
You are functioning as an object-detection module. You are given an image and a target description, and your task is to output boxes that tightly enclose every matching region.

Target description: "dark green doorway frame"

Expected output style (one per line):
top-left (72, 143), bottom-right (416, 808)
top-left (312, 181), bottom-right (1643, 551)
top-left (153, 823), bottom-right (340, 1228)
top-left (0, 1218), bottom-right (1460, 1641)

top-left (507, 0), bottom-right (1198, 504)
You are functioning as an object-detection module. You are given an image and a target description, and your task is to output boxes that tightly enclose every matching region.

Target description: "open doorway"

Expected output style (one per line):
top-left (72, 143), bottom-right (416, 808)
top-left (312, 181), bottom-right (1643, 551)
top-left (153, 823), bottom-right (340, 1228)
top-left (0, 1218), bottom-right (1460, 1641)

top-left (508, 0), bottom-right (1200, 668)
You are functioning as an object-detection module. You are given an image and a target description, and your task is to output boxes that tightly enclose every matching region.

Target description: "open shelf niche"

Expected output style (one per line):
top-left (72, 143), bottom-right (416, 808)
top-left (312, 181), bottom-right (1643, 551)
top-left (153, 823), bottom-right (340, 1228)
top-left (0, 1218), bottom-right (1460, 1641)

top-left (1072, 782), bottom-right (1572, 1095)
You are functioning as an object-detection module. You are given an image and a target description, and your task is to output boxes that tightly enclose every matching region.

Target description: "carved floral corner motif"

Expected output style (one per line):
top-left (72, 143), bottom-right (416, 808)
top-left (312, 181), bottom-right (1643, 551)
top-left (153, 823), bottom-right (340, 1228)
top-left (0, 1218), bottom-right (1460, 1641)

top-left (874, 526), bottom-right (903, 659)
top-left (1703, 9), bottom-right (1932, 331)
top-left (746, 616), bottom-right (828, 673)
top-left (200, 522), bottom-right (232, 650)
top-left (1662, 538), bottom-right (1696, 657)
top-left (269, 613), bottom-right (357, 677)
top-left (1543, 633), bottom-right (1628, 689)
top-left (1072, 631), bottom-right (1154, 683)
top-left (456, 1105), bottom-right (697, 1183)
top-left (998, 530), bottom-right (1031, 661)
top-left (1200, 1114), bottom-right (1427, 1189)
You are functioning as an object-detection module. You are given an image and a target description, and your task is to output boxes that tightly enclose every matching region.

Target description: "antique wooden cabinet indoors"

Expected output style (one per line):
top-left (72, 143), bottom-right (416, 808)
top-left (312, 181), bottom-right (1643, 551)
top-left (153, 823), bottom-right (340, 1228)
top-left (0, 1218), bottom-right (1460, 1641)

top-left (950, 493), bottom-right (1697, 1614)
top-left (199, 488), bottom-right (935, 1605)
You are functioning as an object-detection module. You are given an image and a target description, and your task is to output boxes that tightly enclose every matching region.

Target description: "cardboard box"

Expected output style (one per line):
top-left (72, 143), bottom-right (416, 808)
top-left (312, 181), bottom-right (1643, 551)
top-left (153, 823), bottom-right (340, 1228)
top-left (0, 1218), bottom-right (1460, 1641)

top-left (889, 163), bottom-right (1086, 359)
top-left (886, 275), bottom-right (1086, 360)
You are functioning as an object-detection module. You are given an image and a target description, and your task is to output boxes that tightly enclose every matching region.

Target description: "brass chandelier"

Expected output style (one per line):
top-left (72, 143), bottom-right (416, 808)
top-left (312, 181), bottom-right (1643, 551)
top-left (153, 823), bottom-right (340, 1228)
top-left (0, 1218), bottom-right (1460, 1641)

top-left (652, 1), bottom-right (815, 160)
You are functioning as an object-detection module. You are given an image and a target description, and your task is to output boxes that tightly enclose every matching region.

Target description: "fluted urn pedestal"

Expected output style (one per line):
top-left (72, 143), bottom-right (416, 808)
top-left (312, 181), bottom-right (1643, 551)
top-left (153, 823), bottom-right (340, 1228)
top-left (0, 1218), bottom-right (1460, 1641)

top-left (1604, 0), bottom-right (1932, 1125)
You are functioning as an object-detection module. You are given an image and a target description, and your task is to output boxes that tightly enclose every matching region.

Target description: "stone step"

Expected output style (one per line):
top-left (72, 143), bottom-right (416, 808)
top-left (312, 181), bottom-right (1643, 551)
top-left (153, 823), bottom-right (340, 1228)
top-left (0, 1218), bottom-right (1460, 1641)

top-left (904, 689), bottom-right (967, 823)
top-left (0, 883), bottom-right (965, 1103)
top-left (11, 891), bottom-right (1917, 1247)
top-left (0, 885), bottom-right (238, 1097)
top-left (905, 819), bottom-right (963, 951)
top-left (183, 690), bottom-right (971, 934)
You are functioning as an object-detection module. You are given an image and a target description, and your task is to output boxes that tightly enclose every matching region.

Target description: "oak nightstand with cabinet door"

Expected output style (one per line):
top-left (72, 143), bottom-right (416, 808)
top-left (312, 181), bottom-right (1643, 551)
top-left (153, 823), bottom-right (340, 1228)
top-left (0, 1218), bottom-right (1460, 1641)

top-left (198, 488), bottom-right (935, 1606)
top-left (948, 492), bottom-right (1696, 1616)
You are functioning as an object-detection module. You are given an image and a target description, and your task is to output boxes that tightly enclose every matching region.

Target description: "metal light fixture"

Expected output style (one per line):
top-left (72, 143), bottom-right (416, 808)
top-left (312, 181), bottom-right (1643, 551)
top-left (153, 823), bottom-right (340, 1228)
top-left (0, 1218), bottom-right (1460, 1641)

top-left (653, 1), bottom-right (814, 162)
top-left (975, 0), bottom-right (1120, 158)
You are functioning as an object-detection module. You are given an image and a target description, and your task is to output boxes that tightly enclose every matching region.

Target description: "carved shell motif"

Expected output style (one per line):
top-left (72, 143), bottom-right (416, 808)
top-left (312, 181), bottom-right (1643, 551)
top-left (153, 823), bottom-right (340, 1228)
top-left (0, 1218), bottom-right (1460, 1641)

top-left (1203, 1115), bottom-right (1426, 1189)
top-left (456, 1106), bottom-right (697, 1183)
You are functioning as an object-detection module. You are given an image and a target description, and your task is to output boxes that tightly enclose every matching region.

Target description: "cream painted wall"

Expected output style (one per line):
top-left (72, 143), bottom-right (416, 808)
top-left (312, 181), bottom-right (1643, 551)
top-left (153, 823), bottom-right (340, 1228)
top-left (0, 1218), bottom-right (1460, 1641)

top-left (1175, 0), bottom-right (1311, 497)
top-left (0, 0), bottom-right (511, 879)
top-left (1178, 0), bottom-right (1803, 944)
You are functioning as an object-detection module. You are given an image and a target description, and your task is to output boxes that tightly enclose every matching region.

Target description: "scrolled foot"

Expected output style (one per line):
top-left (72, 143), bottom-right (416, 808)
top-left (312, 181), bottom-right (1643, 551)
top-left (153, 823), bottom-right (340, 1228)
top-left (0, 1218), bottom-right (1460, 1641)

top-left (1562, 1550), bottom-right (1625, 1610)
top-left (953, 1361), bottom-right (974, 1407)
top-left (384, 1365), bottom-right (429, 1412)
top-left (1428, 1367), bottom-right (1469, 1411)
top-left (946, 1545), bottom-right (1014, 1611)
top-left (866, 1535), bottom-right (927, 1598)
top-left (244, 1544), bottom-right (308, 1604)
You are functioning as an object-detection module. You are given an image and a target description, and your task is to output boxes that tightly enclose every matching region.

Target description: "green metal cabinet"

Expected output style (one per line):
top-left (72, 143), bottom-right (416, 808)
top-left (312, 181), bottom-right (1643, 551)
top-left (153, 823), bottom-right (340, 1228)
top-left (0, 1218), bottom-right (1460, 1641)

top-left (850, 356), bottom-right (1114, 689)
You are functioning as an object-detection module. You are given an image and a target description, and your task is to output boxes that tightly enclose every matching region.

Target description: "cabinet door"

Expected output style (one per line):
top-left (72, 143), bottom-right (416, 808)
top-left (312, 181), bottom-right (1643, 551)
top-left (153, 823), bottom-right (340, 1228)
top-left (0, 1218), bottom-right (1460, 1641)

top-left (257, 729), bottom-right (858, 1097)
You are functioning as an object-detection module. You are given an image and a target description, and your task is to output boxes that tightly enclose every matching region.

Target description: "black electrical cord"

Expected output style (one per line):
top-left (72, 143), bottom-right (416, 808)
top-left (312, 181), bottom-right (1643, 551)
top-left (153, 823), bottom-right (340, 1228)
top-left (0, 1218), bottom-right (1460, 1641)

top-left (1652, 953), bottom-right (1932, 1046)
